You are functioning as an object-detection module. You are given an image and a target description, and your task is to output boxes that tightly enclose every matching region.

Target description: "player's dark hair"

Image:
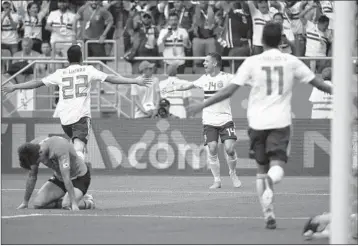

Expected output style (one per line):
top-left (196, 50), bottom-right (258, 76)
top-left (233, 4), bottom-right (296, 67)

top-left (67, 44), bottom-right (82, 64)
top-left (17, 143), bottom-right (40, 170)
top-left (262, 22), bottom-right (282, 48)
top-left (317, 15), bottom-right (330, 24)
top-left (208, 52), bottom-right (222, 67)
top-left (168, 12), bottom-right (179, 19)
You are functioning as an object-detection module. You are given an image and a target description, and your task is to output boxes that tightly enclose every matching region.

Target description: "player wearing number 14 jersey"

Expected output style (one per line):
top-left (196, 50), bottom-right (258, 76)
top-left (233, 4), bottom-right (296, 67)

top-left (188, 22), bottom-right (332, 229)
top-left (2, 45), bottom-right (149, 163)
top-left (164, 53), bottom-right (242, 189)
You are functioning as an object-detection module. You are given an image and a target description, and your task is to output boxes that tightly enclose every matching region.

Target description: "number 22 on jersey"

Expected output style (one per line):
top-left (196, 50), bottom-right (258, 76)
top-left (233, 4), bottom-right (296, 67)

top-left (62, 75), bottom-right (89, 99)
top-left (262, 66), bottom-right (284, 96)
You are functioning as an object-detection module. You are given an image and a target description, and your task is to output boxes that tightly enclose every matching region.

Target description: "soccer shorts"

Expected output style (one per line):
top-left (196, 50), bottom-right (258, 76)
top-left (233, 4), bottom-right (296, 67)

top-left (48, 170), bottom-right (91, 195)
top-left (203, 121), bottom-right (237, 146)
top-left (248, 126), bottom-right (291, 165)
top-left (61, 117), bottom-right (91, 144)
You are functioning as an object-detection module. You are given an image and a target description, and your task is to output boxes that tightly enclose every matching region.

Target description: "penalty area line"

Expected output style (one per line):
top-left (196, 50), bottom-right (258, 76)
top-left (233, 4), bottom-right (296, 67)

top-left (1, 213), bottom-right (310, 220)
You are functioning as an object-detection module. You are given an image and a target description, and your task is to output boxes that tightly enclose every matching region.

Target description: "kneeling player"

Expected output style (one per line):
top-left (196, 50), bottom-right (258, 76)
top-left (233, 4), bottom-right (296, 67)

top-left (17, 136), bottom-right (94, 211)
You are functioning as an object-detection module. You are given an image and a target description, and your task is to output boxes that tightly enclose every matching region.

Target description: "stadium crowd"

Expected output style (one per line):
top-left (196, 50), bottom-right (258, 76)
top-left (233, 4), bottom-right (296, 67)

top-left (1, 0), bottom-right (358, 118)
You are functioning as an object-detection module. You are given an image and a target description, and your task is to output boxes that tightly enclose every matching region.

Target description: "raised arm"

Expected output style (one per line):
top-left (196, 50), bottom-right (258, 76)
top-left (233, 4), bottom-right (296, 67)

top-left (17, 165), bottom-right (39, 209)
top-left (58, 153), bottom-right (79, 211)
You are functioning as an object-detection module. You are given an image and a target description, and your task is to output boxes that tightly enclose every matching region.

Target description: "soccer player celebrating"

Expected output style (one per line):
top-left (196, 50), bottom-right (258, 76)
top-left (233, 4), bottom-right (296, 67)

top-left (188, 22), bottom-right (332, 229)
top-left (17, 136), bottom-right (95, 210)
top-left (163, 52), bottom-right (242, 189)
top-left (2, 45), bottom-right (149, 164)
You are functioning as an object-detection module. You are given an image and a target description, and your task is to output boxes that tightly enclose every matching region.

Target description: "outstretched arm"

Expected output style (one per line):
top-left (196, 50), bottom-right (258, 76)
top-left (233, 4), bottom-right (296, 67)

top-left (18, 165), bottom-right (39, 209)
top-left (203, 83), bottom-right (240, 108)
top-left (164, 81), bottom-right (196, 93)
top-left (2, 80), bottom-right (45, 95)
top-left (309, 77), bottom-right (332, 94)
top-left (104, 75), bottom-right (149, 87)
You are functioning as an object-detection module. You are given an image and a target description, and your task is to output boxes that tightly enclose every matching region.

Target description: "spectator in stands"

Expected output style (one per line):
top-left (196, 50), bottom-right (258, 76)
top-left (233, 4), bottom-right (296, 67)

top-left (191, 1), bottom-right (216, 74)
top-left (131, 61), bottom-right (160, 118)
top-left (320, 1), bottom-right (334, 31)
top-left (1, 0), bottom-right (20, 55)
top-left (216, 1), bottom-right (252, 71)
top-left (285, 1), bottom-right (306, 56)
top-left (123, 12), bottom-right (159, 74)
top-left (36, 41), bottom-right (54, 77)
top-left (158, 64), bottom-right (191, 119)
top-left (22, 1), bottom-right (50, 54)
top-left (8, 37), bottom-right (40, 83)
top-left (45, 0), bottom-right (76, 57)
top-left (153, 98), bottom-right (180, 119)
top-left (273, 12), bottom-right (295, 54)
top-left (300, 3), bottom-right (333, 73)
top-left (157, 12), bottom-right (191, 74)
top-left (74, 0), bottom-right (114, 62)
top-left (159, 1), bottom-right (194, 32)
top-left (247, 0), bottom-right (277, 55)
top-left (105, 0), bottom-right (122, 56)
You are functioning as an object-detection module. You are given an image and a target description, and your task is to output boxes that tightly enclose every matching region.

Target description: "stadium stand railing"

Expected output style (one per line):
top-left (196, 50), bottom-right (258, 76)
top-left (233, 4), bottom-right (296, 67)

top-left (2, 39), bottom-right (357, 118)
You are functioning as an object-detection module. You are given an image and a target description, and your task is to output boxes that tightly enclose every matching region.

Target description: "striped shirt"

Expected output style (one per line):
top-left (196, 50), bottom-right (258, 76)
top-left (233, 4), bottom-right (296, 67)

top-left (1, 12), bottom-right (19, 44)
top-left (286, 2), bottom-right (304, 35)
top-left (248, 2), bottom-right (276, 46)
top-left (309, 80), bottom-right (333, 119)
top-left (157, 27), bottom-right (189, 66)
top-left (305, 21), bottom-right (332, 57)
top-left (193, 72), bottom-right (234, 126)
top-left (46, 9), bottom-right (76, 44)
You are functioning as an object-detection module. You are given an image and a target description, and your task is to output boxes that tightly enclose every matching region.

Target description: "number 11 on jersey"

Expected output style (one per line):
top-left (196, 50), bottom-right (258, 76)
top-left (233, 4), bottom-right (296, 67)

top-left (262, 66), bottom-right (284, 96)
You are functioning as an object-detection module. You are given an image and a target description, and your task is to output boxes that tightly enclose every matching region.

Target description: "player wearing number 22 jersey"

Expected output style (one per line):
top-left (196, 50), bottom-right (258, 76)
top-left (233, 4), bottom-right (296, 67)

top-left (188, 22), bottom-right (332, 229)
top-left (2, 45), bottom-right (149, 163)
top-left (164, 52), bottom-right (242, 189)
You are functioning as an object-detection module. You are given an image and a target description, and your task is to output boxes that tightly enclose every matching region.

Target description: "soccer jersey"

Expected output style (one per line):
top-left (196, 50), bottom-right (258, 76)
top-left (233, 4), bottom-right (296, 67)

top-left (32, 136), bottom-right (88, 181)
top-left (41, 64), bottom-right (108, 125)
top-left (231, 49), bottom-right (315, 130)
top-left (194, 72), bottom-right (234, 126)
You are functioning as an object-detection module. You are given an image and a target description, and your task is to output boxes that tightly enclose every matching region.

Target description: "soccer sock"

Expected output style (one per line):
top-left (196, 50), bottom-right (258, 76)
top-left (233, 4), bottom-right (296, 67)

top-left (42, 199), bottom-right (63, 209)
top-left (208, 154), bottom-right (221, 182)
top-left (256, 173), bottom-right (266, 211)
top-left (267, 165), bottom-right (284, 184)
top-left (226, 153), bottom-right (238, 175)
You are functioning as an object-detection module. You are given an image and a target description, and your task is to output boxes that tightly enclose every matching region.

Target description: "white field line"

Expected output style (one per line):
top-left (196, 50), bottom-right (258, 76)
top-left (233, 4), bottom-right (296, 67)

top-left (0, 189), bottom-right (329, 196)
top-left (1, 213), bottom-right (310, 220)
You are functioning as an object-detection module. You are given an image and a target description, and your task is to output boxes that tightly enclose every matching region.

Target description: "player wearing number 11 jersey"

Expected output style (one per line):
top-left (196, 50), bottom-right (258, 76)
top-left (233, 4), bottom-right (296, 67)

top-left (188, 22), bottom-right (332, 229)
top-left (2, 45), bottom-right (149, 163)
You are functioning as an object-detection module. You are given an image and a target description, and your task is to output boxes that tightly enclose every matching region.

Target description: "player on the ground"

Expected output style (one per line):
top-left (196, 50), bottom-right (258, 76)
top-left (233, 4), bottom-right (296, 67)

top-left (163, 52), bottom-right (242, 189)
top-left (17, 136), bottom-right (95, 210)
top-left (188, 22), bottom-right (332, 229)
top-left (2, 45), bottom-right (149, 164)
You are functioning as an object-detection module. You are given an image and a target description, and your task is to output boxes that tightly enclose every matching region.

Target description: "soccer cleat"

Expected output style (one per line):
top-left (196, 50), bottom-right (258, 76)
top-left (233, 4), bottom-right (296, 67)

top-left (230, 172), bottom-right (242, 188)
top-left (265, 216), bottom-right (277, 230)
top-left (209, 181), bottom-right (221, 189)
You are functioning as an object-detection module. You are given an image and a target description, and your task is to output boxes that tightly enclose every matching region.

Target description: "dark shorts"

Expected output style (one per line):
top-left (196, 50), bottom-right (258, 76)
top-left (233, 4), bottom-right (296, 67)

top-left (248, 126), bottom-right (291, 165)
top-left (48, 169), bottom-right (91, 195)
top-left (61, 117), bottom-right (90, 144)
top-left (203, 121), bottom-right (237, 146)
